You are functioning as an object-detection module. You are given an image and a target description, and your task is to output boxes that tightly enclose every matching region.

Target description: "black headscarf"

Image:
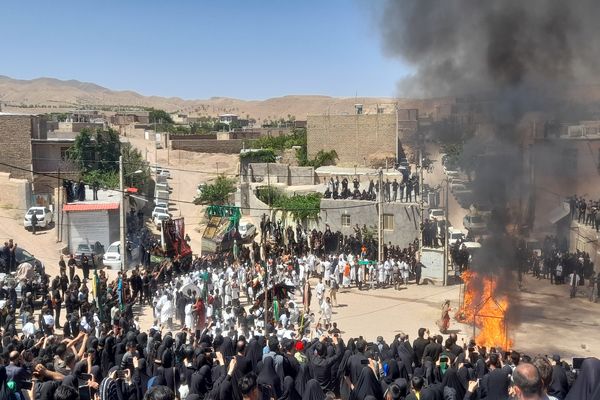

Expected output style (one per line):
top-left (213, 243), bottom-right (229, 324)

top-left (279, 375), bottom-right (301, 400)
top-left (349, 367), bottom-right (383, 400)
top-left (101, 336), bottom-right (116, 378)
top-left (245, 338), bottom-right (263, 370)
top-left (220, 337), bottom-right (235, 359)
top-left (257, 356), bottom-right (282, 398)
top-left (441, 367), bottom-right (466, 400)
top-left (295, 362), bottom-right (312, 398)
top-left (565, 357), bottom-right (600, 400)
top-left (302, 379), bottom-right (326, 400)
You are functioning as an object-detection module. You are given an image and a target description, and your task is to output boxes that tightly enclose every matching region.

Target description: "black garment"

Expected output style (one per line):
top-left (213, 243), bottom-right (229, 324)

top-left (349, 367), bottom-right (383, 400)
top-left (258, 356), bottom-right (283, 398)
top-left (413, 337), bottom-right (429, 367)
top-left (480, 368), bottom-right (509, 400)
top-left (295, 363), bottom-right (312, 398)
top-left (423, 342), bottom-right (443, 363)
top-left (442, 368), bottom-right (466, 400)
top-left (549, 364), bottom-right (569, 400)
top-left (279, 375), bottom-right (301, 400)
top-left (345, 351), bottom-right (369, 384)
top-left (308, 340), bottom-right (343, 392)
top-left (565, 357), bottom-right (600, 400)
top-left (190, 364), bottom-right (212, 397)
top-left (302, 379), bottom-right (326, 400)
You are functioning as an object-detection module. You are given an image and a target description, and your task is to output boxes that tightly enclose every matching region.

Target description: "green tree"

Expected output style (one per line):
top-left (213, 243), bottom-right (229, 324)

top-left (194, 176), bottom-right (237, 205)
top-left (149, 108), bottom-right (174, 124)
top-left (121, 143), bottom-right (151, 191)
top-left (67, 129), bottom-right (95, 171)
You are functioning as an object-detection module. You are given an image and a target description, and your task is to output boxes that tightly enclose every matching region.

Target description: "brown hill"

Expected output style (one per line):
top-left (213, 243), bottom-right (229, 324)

top-left (0, 75), bottom-right (446, 120)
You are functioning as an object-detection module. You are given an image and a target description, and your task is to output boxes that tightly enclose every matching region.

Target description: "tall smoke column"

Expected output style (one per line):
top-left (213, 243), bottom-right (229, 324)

top-left (378, 0), bottom-right (600, 343)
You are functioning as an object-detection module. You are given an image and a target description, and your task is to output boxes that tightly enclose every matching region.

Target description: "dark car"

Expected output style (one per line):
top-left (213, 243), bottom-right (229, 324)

top-left (0, 246), bottom-right (45, 273)
top-left (74, 242), bottom-right (105, 267)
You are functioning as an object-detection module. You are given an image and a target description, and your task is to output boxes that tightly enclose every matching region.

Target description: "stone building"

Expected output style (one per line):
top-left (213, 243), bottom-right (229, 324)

top-left (306, 107), bottom-right (418, 166)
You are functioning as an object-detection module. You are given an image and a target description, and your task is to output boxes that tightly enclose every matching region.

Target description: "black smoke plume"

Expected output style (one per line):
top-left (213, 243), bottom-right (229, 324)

top-left (379, 0), bottom-right (600, 336)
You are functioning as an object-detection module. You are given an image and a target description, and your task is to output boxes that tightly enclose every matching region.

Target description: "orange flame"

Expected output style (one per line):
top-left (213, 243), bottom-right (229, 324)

top-left (457, 271), bottom-right (513, 349)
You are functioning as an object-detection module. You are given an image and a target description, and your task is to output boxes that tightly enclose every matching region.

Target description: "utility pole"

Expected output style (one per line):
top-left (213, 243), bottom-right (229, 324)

top-left (418, 147), bottom-right (424, 257)
top-left (56, 168), bottom-right (61, 243)
top-left (119, 156), bottom-right (126, 272)
top-left (378, 168), bottom-right (383, 262)
top-left (443, 178), bottom-right (449, 286)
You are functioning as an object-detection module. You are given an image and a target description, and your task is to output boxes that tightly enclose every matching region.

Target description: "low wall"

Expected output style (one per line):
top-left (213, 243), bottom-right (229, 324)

top-left (0, 172), bottom-right (31, 211)
top-left (248, 163), bottom-right (289, 184)
top-left (289, 166), bottom-right (315, 185)
top-left (240, 182), bottom-right (271, 218)
top-left (171, 139), bottom-right (244, 153)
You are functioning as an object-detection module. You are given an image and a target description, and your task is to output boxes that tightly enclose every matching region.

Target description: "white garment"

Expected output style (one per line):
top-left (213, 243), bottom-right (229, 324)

top-left (185, 303), bottom-right (194, 329)
top-left (22, 322), bottom-right (36, 337)
top-left (321, 300), bottom-right (332, 322)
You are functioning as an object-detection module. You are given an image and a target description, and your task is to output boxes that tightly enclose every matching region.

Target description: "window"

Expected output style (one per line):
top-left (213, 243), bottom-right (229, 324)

top-left (383, 214), bottom-right (394, 230)
top-left (341, 214), bottom-right (351, 227)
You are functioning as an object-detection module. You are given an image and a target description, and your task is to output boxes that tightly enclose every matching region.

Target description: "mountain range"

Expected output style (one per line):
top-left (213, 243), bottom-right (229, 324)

top-left (0, 75), bottom-right (447, 120)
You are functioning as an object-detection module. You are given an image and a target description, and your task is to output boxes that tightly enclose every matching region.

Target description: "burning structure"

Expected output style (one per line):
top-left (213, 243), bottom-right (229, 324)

top-left (379, 0), bottom-right (600, 348)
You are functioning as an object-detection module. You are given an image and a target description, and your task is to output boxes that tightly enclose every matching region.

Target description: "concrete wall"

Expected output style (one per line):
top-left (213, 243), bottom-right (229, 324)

top-left (240, 183), bottom-right (272, 218)
top-left (0, 172), bottom-right (31, 211)
top-left (289, 166), bottom-right (315, 185)
top-left (170, 138), bottom-right (244, 153)
top-left (248, 163), bottom-right (289, 184)
top-left (317, 198), bottom-right (420, 247)
top-left (0, 114), bottom-right (34, 180)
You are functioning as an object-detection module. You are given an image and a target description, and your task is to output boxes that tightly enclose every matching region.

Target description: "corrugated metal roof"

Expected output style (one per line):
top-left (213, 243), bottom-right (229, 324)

top-left (63, 202), bottom-right (119, 212)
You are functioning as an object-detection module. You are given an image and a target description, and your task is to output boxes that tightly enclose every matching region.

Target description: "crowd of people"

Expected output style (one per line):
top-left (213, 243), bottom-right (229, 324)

top-left (569, 195), bottom-right (600, 231)
top-left (322, 175), bottom-right (420, 203)
top-left (0, 246), bottom-right (597, 400)
top-left (0, 210), bottom-right (598, 400)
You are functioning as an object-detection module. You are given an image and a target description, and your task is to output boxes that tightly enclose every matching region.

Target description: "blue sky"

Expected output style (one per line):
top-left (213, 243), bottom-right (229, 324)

top-left (0, 0), bottom-right (410, 99)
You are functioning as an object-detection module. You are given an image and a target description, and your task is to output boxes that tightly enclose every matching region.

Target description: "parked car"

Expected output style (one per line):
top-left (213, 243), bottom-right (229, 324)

top-left (23, 207), bottom-right (53, 230)
top-left (155, 182), bottom-right (172, 193)
top-left (0, 245), bottom-right (45, 272)
top-left (448, 227), bottom-right (466, 246)
top-left (428, 208), bottom-right (445, 220)
top-left (103, 241), bottom-right (140, 270)
top-left (463, 214), bottom-right (487, 232)
top-left (157, 168), bottom-right (171, 179)
top-left (74, 242), bottom-right (104, 267)
top-left (154, 201), bottom-right (169, 210)
top-left (238, 222), bottom-right (257, 239)
top-left (152, 206), bottom-right (171, 219)
top-left (154, 213), bottom-right (171, 230)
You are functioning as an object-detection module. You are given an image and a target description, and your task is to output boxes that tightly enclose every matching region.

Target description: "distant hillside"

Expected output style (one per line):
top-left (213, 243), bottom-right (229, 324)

top-left (0, 75), bottom-right (448, 121)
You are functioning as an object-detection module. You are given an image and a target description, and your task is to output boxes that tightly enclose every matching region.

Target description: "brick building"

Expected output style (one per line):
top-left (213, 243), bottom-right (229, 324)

top-left (306, 107), bottom-right (418, 166)
top-left (0, 113), bottom-right (47, 180)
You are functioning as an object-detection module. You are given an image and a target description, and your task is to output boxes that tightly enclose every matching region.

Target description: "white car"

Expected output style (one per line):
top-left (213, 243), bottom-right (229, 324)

top-left (428, 208), bottom-right (445, 220)
top-left (154, 212), bottom-right (171, 230)
top-left (152, 206), bottom-right (171, 219)
top-left (238, 222), bottom-right (257, 239)
top-left (103, 241), bottom-right (140, 270)
top-left (155, 201), bottom-right (169, 210)
top-left (463, 214), bottom-right (487, 232)
top-left (24, 207), bottom-right (53, 230)
top-left (448, 227), bottom-right (466, 246)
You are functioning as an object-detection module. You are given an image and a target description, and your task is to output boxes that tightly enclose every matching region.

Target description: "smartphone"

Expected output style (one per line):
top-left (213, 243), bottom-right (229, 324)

top-left (22, 381), bottom-right (33, 390)
top-left (80, 373), bottom-right (93, 381)
top-left (573, 357), bottom-right (585, 370)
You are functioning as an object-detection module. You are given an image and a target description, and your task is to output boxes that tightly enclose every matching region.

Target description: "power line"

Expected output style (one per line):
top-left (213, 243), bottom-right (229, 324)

top-left (0, 161), bottom-right (395, 213)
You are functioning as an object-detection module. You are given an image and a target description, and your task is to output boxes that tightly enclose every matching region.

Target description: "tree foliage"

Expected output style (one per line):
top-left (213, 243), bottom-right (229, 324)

top-left (256, 186), bottom-right (321, 221)
top-left (194, 176), bottom-right (237, 205)
top-left (148, 108), bottom-right (174, 124)
top-left (67, 128), bottom-right (150, 191)
top-left (240, 149), bottom-right (277, 163)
